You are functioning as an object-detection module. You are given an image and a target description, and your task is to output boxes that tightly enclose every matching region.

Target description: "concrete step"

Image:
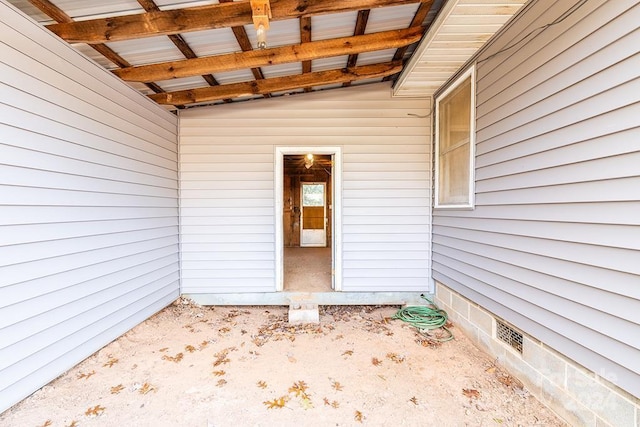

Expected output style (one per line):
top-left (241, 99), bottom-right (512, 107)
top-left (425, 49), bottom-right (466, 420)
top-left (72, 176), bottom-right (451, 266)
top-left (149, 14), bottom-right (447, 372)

top-left (288, 301), bottom-right (320, 324)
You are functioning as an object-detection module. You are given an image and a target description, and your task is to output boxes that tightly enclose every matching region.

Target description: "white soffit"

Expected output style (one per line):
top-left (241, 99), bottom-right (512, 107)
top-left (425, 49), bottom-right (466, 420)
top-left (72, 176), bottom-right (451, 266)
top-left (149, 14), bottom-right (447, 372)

top-left (393, 0), bottom-right (527, 97)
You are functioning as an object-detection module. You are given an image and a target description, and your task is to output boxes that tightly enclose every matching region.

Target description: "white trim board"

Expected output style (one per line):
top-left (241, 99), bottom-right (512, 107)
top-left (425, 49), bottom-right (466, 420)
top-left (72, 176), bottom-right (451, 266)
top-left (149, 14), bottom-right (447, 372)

top-left (275, 146), bottom-right (343, 292)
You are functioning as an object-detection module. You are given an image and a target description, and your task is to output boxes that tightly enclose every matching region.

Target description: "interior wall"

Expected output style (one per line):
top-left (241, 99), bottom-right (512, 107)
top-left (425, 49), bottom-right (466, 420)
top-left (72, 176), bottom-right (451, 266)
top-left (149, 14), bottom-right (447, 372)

top-left (284, 159), bottom-right (332, 247)
top-left (0, 2), bottom-right (180, 413)
top-left (179, 82), bottom-right (431, 294)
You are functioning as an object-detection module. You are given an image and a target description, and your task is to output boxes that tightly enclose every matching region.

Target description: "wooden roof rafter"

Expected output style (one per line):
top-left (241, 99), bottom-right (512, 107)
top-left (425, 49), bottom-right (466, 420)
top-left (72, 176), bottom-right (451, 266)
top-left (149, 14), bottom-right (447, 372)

top-left (220, 0), bottom-right (271, 99)
top-left (150, 62), bottom-right (403, 106)
top-left (299, 16), bottom-right (312, 92)
top-left (383, 0), bottom-right (434, 82)
top-left (21, 0), bottom-right (444, 108)
top-left (26, 0), bottom-right (165, 95)
top-left (112, 27), bottom-right (423, 83)
top-left (343, 10), bottom-right (371, 88)
top-left (135, 0), bottom-right (220, 88)
top-left (45, 0), bottom-right (434, 44)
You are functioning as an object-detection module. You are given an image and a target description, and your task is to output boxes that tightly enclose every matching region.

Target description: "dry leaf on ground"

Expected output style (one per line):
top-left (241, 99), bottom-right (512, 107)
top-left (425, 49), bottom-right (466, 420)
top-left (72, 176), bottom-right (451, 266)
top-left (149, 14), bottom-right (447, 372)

top-left (84, 405), bottom-right (105, 417)
top-left (139, 383), bottom-right (156, 395)
top-left (77, 371), bottom-right (95, 380)
top-left (162, 353), bottom-right (183, 363)
top-left (103, 358), bottom-right (119, 368)
top-left (263, 397), bottom-right (288, 409)
top-left (463, 388), bottom-right (481, 399)
top-left (288, 381), bottom-right (309, 397)
top-left (110, 384), bottom-right (125, 394)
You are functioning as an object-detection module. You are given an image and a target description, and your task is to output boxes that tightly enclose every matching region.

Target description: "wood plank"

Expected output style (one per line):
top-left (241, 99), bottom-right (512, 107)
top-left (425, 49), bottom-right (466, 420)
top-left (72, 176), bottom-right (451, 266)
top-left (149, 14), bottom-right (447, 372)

top-left (384, 0), bottom-right (434, 81)
top-left (27, 0), bottom-right (165, 94)
top-left (300, 16), bottom-right (312, 92)
top-left (219, 0), bottom-right (269, 97)
top-left (26, 0), bottom-right (71, 23)
top-left (343, 10), bottom-right (370, 87)
top-left (136, 0), bottom-right (220, 87)
top-left (114, 27), bottom-right (422, 82)
top-left (150, 62), bottom-right (402, 105)
top-left (46, 0), bottom-right (432, 44)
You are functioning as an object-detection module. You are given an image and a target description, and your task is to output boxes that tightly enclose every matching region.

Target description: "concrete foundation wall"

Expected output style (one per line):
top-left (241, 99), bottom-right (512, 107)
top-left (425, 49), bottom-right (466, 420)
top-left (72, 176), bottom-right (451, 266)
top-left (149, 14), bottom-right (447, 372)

top-left (435, 282), bottom-right (640, 427)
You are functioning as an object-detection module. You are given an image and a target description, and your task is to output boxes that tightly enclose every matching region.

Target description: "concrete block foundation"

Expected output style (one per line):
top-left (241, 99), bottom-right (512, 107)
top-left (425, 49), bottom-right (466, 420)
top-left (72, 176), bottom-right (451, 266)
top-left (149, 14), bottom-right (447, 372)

top-left (435, 281), bottom-right (640, 427)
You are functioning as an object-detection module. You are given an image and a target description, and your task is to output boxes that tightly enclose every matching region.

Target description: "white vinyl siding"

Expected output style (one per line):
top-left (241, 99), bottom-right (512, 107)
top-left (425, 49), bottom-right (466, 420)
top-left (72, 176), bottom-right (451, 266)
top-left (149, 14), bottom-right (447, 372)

top-left (179, 82), bottom-right (431, 293)
top-left (432, 0), bottom-right (640, 397)
top-left (0, 2), bottom-right (179, 413)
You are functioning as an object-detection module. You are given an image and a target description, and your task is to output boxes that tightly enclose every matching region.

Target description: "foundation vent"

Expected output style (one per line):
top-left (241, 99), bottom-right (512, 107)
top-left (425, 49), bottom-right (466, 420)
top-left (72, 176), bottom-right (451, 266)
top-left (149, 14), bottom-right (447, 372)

top-left (496, 320), bottom-right (523, 354)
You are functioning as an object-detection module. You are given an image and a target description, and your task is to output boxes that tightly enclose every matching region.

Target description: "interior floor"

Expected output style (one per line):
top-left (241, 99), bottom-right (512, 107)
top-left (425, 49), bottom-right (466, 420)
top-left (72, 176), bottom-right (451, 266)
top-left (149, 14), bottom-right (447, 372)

top-left (283, 247), bottom-right (332, 292)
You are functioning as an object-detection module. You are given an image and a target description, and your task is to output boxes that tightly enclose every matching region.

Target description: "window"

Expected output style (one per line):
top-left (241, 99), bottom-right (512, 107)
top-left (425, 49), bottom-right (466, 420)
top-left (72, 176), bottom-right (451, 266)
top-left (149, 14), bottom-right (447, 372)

top-left (302, 184), bottom-right (324, 207)
top-left (435, 66), bottom-right (475, 208)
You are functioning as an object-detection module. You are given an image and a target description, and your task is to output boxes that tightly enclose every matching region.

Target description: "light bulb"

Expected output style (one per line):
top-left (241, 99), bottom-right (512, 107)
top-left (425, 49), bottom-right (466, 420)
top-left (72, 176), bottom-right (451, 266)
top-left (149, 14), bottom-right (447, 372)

top-left (304, 153), bottom-right (314, 169)
top-left (256, 24), bottom-right (267, 49)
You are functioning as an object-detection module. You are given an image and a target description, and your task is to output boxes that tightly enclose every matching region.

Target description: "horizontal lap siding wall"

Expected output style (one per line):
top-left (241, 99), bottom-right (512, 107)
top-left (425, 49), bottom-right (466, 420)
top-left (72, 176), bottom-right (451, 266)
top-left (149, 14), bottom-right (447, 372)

top-left (432, 0), bottom-right (640, 397)
top-left (179, 83), bottom-right (431, 293)
top-left (0, 3), bottom-right (179, 413)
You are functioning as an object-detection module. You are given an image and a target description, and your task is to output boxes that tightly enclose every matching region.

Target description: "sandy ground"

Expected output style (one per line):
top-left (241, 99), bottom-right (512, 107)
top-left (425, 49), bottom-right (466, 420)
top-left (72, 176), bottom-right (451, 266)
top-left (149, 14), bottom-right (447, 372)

top-left (1, 300), bottom-right (565, 427)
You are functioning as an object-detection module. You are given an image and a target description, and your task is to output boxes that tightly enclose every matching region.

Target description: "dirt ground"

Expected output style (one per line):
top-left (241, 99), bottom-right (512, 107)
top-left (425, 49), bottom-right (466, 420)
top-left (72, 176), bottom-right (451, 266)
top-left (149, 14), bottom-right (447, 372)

top-left (1, 299), bottom-right (565, 427)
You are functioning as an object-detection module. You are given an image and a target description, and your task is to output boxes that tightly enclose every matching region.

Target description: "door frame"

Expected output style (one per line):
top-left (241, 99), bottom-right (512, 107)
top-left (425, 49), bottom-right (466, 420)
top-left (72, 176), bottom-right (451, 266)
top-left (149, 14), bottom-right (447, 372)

top-left (275, 146), bottom-right (342, 292)
top-left (300, 181), bottom-right (327, 247)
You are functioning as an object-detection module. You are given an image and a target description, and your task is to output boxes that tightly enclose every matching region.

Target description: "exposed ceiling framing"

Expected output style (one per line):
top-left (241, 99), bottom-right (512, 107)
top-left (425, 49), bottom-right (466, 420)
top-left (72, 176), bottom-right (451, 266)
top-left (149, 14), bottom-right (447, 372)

top-left (9, 0), bottom-right (526, 110)
top-left (13, 0), bottom-right (440, 109)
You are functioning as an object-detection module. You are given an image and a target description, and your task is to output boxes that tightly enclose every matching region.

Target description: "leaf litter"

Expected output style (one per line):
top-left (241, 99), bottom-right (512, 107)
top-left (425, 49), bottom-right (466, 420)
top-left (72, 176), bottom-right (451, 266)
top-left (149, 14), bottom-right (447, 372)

top-left (0, 302), bottom-right (566, 426)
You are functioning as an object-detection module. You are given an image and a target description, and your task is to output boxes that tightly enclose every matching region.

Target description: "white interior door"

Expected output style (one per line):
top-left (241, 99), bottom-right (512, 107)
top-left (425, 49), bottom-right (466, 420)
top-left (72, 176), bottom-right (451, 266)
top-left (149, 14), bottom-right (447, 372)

top-left (300, 183), bottom-right (326, 247)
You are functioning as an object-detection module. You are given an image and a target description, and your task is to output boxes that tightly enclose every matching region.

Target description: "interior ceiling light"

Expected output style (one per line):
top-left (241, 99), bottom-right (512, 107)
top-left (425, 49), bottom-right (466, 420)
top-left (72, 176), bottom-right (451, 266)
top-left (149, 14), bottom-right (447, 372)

top-left (305, 153), bottom-right (314, 169)
top-left (250, 0), bottom-right (272, 49)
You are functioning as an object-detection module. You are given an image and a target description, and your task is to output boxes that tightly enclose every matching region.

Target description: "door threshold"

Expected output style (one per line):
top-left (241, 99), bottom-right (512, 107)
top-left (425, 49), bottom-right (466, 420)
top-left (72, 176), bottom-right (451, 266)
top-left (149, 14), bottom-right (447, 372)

top-left (185, 292), bottom-right (430, 306)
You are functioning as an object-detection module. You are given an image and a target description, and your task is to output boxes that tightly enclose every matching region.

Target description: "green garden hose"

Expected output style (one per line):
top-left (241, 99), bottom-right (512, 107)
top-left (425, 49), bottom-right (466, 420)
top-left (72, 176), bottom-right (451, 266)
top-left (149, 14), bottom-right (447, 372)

top-left (393, 294), bottom-right (454, 342)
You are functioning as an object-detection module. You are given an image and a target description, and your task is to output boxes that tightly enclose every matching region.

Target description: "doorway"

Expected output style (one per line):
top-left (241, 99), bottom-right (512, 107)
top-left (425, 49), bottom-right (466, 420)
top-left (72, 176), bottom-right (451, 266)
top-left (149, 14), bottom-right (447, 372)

top-left (275, 147), bottom-right (342, 292)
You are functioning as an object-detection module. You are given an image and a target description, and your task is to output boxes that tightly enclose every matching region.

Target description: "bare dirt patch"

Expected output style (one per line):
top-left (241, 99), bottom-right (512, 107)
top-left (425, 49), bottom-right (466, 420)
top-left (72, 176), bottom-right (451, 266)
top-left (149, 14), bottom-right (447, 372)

top-left (1, 300), bottom-right (564, 426)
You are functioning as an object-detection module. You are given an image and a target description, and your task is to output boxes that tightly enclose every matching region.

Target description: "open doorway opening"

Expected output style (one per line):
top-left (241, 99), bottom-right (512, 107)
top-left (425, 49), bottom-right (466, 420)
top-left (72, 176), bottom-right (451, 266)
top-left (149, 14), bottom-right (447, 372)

top-left (275, 147), bottom-right (342, 293)
top-left (283, 154), bottom-right (332, 291)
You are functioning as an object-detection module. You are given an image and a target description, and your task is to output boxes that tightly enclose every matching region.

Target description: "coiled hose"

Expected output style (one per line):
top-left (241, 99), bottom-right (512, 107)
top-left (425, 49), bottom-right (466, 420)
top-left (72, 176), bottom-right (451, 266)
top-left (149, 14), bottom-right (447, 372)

top-left (393, 294), bottom-right (453, 342)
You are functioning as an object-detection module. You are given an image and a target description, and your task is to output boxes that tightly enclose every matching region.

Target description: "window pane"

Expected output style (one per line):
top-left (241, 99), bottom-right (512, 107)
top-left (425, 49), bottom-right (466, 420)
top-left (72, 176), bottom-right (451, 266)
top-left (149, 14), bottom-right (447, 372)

top-left (302, 184), bottom-right (324, 206)
top-left (437, 73), bottom-right (472, 207)
top-left (438, 143), bottom-right (470, 204)
top-left (439, 77), bottom-right (471, 153)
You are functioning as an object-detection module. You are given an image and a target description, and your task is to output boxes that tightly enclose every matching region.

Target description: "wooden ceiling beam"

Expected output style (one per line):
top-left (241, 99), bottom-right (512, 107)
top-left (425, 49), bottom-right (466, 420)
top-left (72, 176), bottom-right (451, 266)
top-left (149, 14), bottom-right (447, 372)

top-left (27, 0), bottom-right (165, 95)
top-left (393, 0), bottom-right (433, 61)
top-left (149, 61), bottom-right (402, 105)
top-left (136, 0), bottom-right (220, 88)
top-left (383, 0), bottom-right (434, 81)
top-left (219, 0), bottom-right (270, 98)
top-left (114, 27), bottom-right (422, 83)
top-left (46, 0), bottom-right (432, 44)
top-left (343, 10), bottom-right (370, 88)
top-left (299, 16), bottom-right (312, 92)
top-left (27, 0), bottom-right (71, 23)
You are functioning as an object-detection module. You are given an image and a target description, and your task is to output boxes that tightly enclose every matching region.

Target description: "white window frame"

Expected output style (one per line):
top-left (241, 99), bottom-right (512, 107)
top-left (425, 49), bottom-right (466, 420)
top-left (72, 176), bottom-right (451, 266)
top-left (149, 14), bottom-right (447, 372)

top-left (434, 65), bottom-right (476, 209)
